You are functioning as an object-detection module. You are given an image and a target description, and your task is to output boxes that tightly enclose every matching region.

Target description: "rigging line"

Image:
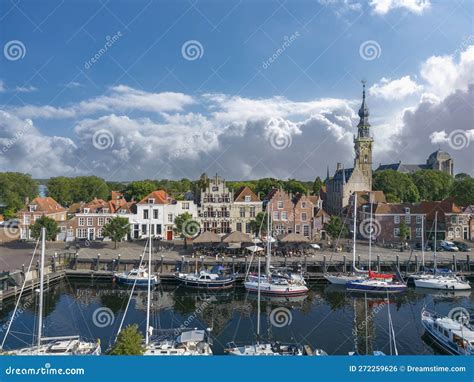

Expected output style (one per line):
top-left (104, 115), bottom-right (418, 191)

top-left (1, 237), bottom-right (40, 349)
top-left (325, 208), bottom-right (350, 270)
top-left (114, 238), bottom-right (148, 344)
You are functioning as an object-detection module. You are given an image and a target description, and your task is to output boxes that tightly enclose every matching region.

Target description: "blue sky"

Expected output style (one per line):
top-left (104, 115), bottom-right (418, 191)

top-left (0, 0), bottom-right (473, 180)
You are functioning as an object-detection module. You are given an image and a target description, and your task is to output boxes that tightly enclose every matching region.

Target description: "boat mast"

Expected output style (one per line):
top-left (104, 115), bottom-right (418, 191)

top-left (266, 203), bottom-right (271, 278)
top-left (352, 193), bottom-right (357, 270)
top-left (145, 206), bottom-right (152, 345)
top-left (368, 192), bottom-right (372, 271)
top-left (37, 227), bottom-right (46, 350)
top-left (421, 215), bottom-right (425, 269)
top-left (433, 211), bottom-right (438, 272)
top-left (257, 255), bottom-right (261, 342)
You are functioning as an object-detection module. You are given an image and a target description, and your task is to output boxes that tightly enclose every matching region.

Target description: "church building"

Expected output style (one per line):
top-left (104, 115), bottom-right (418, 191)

top-left (325, 82), bottom-right (373, 216)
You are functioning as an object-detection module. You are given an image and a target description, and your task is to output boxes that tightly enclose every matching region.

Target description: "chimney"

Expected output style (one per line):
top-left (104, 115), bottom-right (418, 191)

top-left (336, 162), bottom-right (342, 171)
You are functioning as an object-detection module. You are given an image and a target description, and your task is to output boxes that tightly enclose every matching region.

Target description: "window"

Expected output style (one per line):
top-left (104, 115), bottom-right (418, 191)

top-left (142, 224), bottom-right (147, 235)
top-left (87, 217), bottom-right (93, 226)
top-left (105, 217), bottom-right (111, 224)
top-left (240, 207), bottom-right (245, 218)
top-left (405, 215), bottom-right (411, 224)
top-left (277, 201), bottom-right (284, 209)
top-left (60, 226), bottom-right (66, 232)
top-left (236, 223), bottom-right (242, 232)
top-left (153, 209), bottom-right (158, 219)
top-left (303, 225), bottom-right (309, 237)
top-left (301, 212), bottom-right (307, 221)
top-left (24, 215), bottom-right (30, 225)
top-left (168, 214), bottom-right (173, 223)
top-left (301, 202), bottom-right (306, 209)
top-left (416, 227), bottom-right (422, 237)
top-left (212, 186), bottom-right (218, 192)
top-left (416, 216), bottom-right (422, 225)
top-left (96, 228), bottom-right (104, 238)
top-left (148, 198), bottom-right (155, 204)
top-left (98, 217), bottom-right (105, 226)
top-left (273, 211), bottom-right (279, 221)
top-left (182, 202), bottom-right (189, 210)
top-left (156, 224), bottom-right (162, 234)
top-left (78, 217), bottom-right (85, 226)
top-left (77, 228), bottom-right (87, 239)
top-left (403, 207), bottom-right (410, 214)
top-left (295, 225), bottom-right (301, 234)
top-left (394, 215), bottom-right (400, 224)
top-left (245, 223), bottom-right (251, 233)
top-left (143, 209), bottom-right (149, 219)
top-left (245, 195), bottom-right (251, 202)
top-left (83, 208), bottom-right (90, 214)
top-left (394, 228), bottom-right (400, 237)
top-left (451, 215), bottom-right (457, 224)
top-left (281, 211), bottom-right (288, 220)
top-left (250, 207), bottom-right (256, 218)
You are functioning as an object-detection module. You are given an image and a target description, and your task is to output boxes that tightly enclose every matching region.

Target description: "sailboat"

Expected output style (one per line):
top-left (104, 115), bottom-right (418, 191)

top-left (225, 256), bottom-right (326, 356)
top-left (414, 212), bottom-right (471, 291)
top-left (346, 193), bottom-right (407, 294)
top-left (2, 228), bottom-right (100, 355)
top-left (113, 216), bottom-right (212, 355)
top-left (244, 204), bottom-right (308, 296)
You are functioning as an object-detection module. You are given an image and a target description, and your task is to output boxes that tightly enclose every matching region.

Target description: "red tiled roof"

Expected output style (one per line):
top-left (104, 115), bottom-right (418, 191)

top-left (138, 190), bottom-right (170, 205)
top-left (234, 186), bottom-right (260, 202)
top-left (24, 197), bottom-right (66, 214)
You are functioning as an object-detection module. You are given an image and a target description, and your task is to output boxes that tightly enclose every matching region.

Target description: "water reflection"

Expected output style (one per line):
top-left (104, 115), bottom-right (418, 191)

top-left (0, 280), bottom-right (471, 355)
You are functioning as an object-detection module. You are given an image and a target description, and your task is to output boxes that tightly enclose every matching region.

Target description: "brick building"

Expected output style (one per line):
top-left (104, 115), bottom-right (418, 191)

top-left (231, 186), bottom-right (262, 235)
top-left (19, 197), bottom-right (67, 240)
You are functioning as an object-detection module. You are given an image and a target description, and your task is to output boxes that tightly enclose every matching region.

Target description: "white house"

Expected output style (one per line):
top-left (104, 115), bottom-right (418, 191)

top-left (164, 199), bottom-right (199, 240)
top-left (129, 190), bottom-right (169, 240)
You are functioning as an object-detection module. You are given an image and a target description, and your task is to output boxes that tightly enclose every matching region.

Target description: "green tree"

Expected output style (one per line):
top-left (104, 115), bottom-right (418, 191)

top-left (398, 220), bottom-right (410, 251)
top-left (109, 325), bottom-right (144, 355)
top-left (30, 216), bottom-right (60, 241)
top-left (173, 212), bottom-right (198, 248)
top-left (373, 170), bottom-right (420, 202)
top-left (72, 176), bottom-right (109, 202)
top-left (103, 216), bottom-right (130, 249)
top-left (312, 176), bottom-right (324, 195)
top-left (410, 170), bottom-right (453, 201)
top-left (450, 176), bottom-right (474, 206)
top-left (323, 216), bottom-right (348, 240)
top-left (254, 178), bottom-right (282, 198)
top-left (283, 179), bottom-right (308, 195)
top-left (124, 180), bottom-right (157, 202)
top-left (46, 177), bottom-right (74, 206)
top-left (249, 211), bottom-right (268, 235)
top-left (0, 172), bottom-right (38, 217)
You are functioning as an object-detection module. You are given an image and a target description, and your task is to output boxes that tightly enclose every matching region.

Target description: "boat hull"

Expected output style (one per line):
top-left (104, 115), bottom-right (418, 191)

top-left (115, 275), bottom-right (159, 287)
top-left (414, 277), bottom-right (471, 290)
top-left (244, 281), bottom-right (308, 295)
top-left (346, 280), bottom-right (407, 294)
top-left (324, 273), bottom-right (364, 285)
top-left (175, 276), bottom-right (235, 290)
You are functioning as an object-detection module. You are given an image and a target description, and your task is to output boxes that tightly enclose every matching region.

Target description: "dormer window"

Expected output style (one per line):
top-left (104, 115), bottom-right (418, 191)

top-left (29, 205), bottom-right (37, 212)
top-left (148, 198), bottom-right (155, 204)
top-left (103, 208), bottom-right (109, 213)
top-left (404, 207), bottom-right (410, 214)
top-left (244, 195), bottom-right (251, 202)
top-left (83, 208), bottom-right (90, 214)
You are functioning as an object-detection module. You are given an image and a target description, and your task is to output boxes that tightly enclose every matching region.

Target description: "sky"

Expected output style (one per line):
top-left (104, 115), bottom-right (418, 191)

top-left (0, 0), bottom-right (473, 181)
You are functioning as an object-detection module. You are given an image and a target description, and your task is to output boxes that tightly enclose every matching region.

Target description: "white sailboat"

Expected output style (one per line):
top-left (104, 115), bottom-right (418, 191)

top-left (226, 256), bottom-right (326, 356)
top-left (324, 193), bottom-right (367, 285)
top-left (414, 212), bottom-right (471, 291)
top-left (2, 228), bottom-right (100, 355)
top-left (244, 204), bottom-right (308, 295)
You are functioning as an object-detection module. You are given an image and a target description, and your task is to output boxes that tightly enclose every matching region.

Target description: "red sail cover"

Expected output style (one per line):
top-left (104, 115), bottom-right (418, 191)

top-left (368, 270), bottom-right (394, 280)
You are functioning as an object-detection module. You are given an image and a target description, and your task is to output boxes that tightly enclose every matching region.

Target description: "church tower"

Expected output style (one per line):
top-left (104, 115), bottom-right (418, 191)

top-left (354, 80), bottom-right (374, 189)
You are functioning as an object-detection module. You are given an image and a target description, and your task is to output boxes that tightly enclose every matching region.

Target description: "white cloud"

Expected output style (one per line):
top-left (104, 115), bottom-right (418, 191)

top-left (0, 80), bottom-right (5, 93)
top-left (14, 85), bottom-right (38, 93)
top-left (369, 0), bottom-right (431, 15)
top-left (369, 76), bottom-right (423, 100)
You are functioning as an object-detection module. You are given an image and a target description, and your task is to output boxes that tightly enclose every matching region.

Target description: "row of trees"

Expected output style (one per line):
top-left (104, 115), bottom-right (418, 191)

top-left (373, 170), bottom-right (474, 205)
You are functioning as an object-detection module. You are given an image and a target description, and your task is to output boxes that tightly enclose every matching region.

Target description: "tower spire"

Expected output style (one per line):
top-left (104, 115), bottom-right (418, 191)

top-left (357, 80), bottom-right (370, 135)
top-left (326, 165), bottom-right (330, 181)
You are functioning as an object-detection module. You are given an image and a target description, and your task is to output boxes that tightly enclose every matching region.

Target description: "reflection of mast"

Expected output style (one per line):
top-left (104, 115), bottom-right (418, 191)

top-left (353, 294), bottom-right (375, 355)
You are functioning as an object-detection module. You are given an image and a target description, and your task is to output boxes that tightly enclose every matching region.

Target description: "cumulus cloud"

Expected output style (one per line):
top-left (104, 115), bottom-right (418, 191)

top-left (369, 76), bottom-right (423, 100)
top-left (369, 0), bottom-right (431, 15)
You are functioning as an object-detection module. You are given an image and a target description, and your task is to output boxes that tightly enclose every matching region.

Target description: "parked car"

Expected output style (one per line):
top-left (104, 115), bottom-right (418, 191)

top-left (440, 240), bottom-right (459, 252)
top-left (453, 241), bottom-right (471, 252)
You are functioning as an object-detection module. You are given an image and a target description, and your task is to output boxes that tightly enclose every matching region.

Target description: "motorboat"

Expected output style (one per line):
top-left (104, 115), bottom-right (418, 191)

top-left (225, 341), bottom-right (326, 356)
top-left (144, 329), bottom-right (213, 356)
top-left (421, 308), bottom-right (474, 355)
top-left (115, 267), bottom-right (159, 287)
top-left (175, 269), bottom-right (234, 290)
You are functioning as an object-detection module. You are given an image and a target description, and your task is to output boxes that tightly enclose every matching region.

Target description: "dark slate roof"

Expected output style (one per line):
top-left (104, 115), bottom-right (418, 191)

top-left (376, 163), bottom-right (428, 173)
top-left (333, 168), bottom-right (354, 182)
